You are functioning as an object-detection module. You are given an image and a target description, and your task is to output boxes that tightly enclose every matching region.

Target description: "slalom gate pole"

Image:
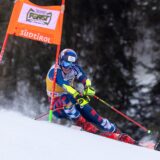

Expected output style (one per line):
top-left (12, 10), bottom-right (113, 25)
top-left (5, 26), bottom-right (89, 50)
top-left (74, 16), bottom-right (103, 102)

top-left (0, 33), bottom-right (9, 63)
top-left (48, 0), bottom-right (65, 122)
top-left (94, 95), bottom-right (151, 134)
top-left (48, 44), bottom-right (61, 122)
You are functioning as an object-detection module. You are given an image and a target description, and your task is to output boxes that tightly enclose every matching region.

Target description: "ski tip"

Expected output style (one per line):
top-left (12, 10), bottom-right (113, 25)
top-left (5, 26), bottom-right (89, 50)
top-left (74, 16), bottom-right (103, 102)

top-left (139, 141), bottom-right (155, 149)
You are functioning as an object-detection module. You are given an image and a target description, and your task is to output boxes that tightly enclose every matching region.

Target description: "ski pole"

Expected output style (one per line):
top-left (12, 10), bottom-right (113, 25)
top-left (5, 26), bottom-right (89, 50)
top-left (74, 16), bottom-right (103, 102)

top-left (35, 107), bottom-right (64, 120)
top-left (35, 112), bottom-right (49, 120)
top-left (94, 95), bottom-right (151, 134)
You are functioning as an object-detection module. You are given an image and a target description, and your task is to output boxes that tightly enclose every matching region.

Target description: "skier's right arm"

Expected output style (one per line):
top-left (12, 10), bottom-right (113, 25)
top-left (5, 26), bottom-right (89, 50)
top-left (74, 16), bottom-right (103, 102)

top-left (73, 65), bottom-right (95, 97)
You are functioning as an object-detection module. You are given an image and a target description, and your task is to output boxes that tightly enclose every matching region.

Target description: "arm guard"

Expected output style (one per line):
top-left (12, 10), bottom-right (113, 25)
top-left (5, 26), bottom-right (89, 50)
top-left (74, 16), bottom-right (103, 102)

top-left (63, 84), bottom-right (79, 98)
top-left (63, 84), bottom-right (89, 106)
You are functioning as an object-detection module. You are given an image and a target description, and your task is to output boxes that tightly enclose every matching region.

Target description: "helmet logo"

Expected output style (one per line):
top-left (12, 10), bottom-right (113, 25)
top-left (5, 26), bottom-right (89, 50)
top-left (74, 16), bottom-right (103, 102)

top-left (68, 56), bottom-right (76, 62)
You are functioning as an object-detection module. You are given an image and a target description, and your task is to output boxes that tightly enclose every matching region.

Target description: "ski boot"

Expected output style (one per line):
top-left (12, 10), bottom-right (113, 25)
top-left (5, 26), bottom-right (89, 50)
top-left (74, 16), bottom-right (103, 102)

top-left (100, 131), bottom-right (136, 144)
top-left (118, 133), bottom-right (136, 144)
top-left (75, 116), bottom-right (136, 145)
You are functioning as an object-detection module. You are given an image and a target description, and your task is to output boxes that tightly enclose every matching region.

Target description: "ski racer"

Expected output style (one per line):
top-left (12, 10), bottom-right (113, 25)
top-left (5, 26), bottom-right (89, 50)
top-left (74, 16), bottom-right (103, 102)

top-left (46, 48), bottom-right (136, 144)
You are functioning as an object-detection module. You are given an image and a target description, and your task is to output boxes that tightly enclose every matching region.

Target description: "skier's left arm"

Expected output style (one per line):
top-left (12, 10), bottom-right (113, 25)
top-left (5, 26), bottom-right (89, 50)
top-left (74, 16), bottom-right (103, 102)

top-left (74, 65), bottom-right (96, 97)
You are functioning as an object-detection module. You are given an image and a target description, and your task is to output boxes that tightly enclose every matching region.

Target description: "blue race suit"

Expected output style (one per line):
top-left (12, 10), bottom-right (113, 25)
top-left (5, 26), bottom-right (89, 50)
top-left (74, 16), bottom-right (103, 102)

top-left (46, 64), bottom-right (116, 132)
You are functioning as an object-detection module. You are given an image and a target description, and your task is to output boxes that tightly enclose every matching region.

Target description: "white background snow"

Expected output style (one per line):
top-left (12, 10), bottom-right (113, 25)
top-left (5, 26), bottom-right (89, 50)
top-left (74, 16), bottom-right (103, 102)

top-left (0, 110), bottom-right (159, 160)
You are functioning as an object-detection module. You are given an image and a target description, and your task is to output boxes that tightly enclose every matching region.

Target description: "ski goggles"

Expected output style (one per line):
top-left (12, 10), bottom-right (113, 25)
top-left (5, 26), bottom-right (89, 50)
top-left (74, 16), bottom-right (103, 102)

top-left (61, 60), bottom-right (73, 69)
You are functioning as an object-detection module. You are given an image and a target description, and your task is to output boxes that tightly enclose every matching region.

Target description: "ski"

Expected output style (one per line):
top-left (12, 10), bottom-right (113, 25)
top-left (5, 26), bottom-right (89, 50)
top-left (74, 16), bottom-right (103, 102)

top-left (138, 141), bottom-right (156, 150)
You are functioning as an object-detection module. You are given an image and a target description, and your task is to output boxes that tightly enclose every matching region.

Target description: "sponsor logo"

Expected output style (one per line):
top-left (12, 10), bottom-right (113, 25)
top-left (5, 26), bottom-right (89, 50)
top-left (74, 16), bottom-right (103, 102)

top-left (18, 4), bottom-right (60, 30)
top-left (26, 8), bottom-right (52, 26)
top-left (20, 29), bottom-right (51, 43)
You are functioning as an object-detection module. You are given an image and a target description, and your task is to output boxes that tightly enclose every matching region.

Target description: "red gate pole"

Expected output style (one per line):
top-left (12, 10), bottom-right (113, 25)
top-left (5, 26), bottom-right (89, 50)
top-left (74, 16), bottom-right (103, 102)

top-left (49, 0), bottom-right (65, 122)
top-left (0, 33), bottom-right (9, 63)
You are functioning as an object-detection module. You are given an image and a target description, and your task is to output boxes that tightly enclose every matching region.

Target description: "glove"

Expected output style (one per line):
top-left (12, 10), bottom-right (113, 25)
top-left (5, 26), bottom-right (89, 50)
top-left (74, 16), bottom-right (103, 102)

top-left (84, 79), bottom-right (95, 96)
top-left (83, 86), bottom-right (95, 96)
top-left (86, 79), bottom-right (92, 87)
top-left (77, 96), bottom-right (90, 107)
top-left (73, 92), bottom-right (90, 107)
top-left (62, 84), bottom-right (90, 106)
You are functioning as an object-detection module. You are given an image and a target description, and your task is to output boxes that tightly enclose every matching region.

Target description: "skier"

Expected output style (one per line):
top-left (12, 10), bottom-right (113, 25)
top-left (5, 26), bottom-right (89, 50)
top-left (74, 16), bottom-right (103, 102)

top-left (46, 48), bottom-right (136, 144)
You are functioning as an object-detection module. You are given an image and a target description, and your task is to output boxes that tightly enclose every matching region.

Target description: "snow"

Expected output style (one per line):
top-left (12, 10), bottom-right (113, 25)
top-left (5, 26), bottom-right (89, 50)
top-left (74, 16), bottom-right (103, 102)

top-left (0, 110), bottom-right (159, 160)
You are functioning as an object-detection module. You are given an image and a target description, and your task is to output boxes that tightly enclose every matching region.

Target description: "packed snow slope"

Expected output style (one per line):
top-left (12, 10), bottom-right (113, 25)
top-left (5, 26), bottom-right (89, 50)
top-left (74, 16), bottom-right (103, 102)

top-left (0, 110), bottom-right (159, 160)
